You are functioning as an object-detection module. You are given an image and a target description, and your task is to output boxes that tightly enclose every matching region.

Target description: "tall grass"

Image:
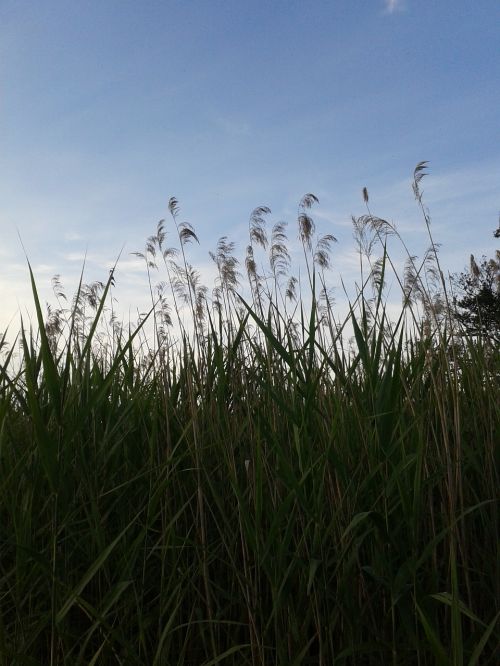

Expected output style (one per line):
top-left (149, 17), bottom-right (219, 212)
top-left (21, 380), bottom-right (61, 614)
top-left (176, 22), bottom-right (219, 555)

top-left (0, 166), bottom-right (498, 664)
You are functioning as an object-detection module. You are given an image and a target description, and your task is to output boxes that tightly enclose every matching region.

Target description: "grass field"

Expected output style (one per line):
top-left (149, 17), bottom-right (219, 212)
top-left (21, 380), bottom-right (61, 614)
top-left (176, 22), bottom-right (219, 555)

top-left (1, 172), bottom-right (498, 664)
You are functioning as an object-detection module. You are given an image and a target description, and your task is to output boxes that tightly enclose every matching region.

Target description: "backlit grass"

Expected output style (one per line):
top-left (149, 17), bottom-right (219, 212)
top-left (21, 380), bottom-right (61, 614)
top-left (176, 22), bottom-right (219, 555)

top-left (0, 167), bottom-right (498, 664)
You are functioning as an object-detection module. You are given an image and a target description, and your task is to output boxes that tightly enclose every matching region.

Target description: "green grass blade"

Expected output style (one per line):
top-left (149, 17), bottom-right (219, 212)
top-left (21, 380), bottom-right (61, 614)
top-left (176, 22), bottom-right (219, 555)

top-left (26, 261), bottom-right (61, 420)
top-left (467, 611), bottom-right (500, 666)
top-left (55, 510), bottom-right (142, 625)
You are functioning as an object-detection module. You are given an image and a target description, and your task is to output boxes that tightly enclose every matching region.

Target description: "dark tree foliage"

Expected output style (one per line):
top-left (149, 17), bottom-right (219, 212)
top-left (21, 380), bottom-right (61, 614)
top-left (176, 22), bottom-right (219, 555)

top-left (453, 239), bottom-right (500, 344)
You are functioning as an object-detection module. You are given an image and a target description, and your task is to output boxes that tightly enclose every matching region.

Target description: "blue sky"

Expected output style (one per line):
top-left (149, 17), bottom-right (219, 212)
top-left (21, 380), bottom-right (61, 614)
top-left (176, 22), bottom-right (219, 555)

top-left (1, 0), bottom-right (499, 333)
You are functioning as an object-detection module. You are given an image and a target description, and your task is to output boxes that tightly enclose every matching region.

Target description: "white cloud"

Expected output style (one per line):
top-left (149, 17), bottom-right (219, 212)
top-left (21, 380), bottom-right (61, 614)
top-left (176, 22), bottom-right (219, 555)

top-left (384, 0), bottom-right (404, 14)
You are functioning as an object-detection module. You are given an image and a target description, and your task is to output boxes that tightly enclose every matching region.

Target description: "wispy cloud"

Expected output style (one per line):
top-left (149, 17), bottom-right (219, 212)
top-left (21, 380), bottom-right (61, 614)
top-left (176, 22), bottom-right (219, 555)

top-left (210, 112), bottom-right (252, 138)
top-left (64, 231), bottom-right (83, 242)
top-left (384, 0), bottom-right (404, 14)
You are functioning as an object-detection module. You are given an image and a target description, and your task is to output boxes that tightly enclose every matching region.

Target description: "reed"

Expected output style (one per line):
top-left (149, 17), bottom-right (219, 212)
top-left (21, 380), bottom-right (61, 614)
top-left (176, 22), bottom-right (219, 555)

top-left (0, 166), bottom-right (498, 664)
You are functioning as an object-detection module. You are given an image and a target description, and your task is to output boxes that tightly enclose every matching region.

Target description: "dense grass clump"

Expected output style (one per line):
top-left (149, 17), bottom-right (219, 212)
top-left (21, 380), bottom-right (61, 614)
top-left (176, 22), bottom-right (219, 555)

top-left (0, 168), bottom-right (499, 664)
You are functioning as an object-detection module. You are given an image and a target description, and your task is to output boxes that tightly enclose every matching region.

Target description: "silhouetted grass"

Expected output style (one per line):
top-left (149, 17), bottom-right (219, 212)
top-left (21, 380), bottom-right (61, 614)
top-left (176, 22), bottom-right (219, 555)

top-left (0, 166), bottom-right (498, 664)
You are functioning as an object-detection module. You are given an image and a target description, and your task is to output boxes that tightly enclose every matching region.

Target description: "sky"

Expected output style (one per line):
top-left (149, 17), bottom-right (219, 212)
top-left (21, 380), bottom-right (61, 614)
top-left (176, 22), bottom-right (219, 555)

top-left (1, 0), bottom-right (499, 336)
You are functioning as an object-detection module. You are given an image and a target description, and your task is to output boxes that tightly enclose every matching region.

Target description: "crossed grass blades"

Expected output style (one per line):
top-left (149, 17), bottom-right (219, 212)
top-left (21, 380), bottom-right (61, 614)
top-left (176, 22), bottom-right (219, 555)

top-left (0, 164), bottom-right (498, 665)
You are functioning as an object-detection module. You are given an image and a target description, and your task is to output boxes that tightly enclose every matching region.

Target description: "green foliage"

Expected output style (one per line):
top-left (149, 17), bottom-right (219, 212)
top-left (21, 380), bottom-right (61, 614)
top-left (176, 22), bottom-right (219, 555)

top-left (453, 247), bottom-right (500, 344)
top-left (0, 180), bottom-right (498, 664)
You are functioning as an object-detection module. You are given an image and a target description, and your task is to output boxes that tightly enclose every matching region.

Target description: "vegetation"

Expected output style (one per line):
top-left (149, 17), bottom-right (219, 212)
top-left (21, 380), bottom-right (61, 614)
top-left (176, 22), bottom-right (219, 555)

top-left (0, 165), bottom-right (498, 664)
top-left (452, 235), bottom-right (500, 345)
